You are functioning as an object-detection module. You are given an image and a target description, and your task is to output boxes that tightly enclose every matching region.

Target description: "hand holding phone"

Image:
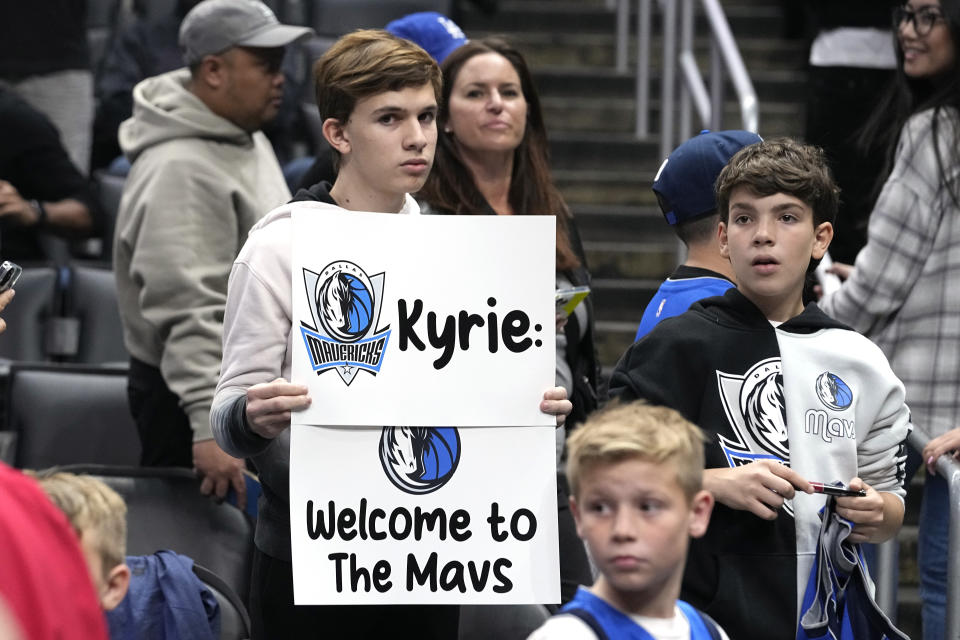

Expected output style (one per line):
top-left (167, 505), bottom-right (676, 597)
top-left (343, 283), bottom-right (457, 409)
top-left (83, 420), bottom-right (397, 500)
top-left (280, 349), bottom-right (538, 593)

top-left (810, 481), bottom-right (866, 497)
top-left (0, 261), bottom-right (21, 293)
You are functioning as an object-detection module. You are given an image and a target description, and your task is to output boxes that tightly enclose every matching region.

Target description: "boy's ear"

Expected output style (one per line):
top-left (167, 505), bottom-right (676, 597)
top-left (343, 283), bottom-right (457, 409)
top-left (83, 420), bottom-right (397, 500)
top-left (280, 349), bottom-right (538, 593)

top-left (100, 563), bottom-right (131, 612)
top-left (687, 490), bottom-right (714, 539)
top-left (322, 117), bottom-right (350, 156)
top-left (811, 221), bottom-right (834, 260)
top-left (718, 221), bottom-right (730, 259)
top-left (569, 495), bottom-right (585, 538)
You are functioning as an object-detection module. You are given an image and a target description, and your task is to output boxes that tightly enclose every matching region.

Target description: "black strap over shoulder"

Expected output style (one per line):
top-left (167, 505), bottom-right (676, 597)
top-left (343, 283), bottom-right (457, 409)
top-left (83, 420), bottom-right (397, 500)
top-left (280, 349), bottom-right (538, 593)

top-left (562, 608), bottom-right (609, 640)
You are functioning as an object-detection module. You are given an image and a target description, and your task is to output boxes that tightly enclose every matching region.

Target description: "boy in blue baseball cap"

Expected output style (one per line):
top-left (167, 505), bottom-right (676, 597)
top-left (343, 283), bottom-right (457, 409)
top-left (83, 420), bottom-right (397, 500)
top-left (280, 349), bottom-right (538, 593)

top-left (635, 130), bottom-right (762, 340)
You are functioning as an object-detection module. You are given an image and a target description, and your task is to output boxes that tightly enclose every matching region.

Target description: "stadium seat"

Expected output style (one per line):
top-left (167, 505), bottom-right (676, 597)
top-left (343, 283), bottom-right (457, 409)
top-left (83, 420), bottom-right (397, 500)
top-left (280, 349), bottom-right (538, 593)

top-left (458, 604), bottom-right (552, 640)
top-left (0, 266), bottom-right (60, 363)
top-left (132, 0), bottom-right (177, 21)
top-left (65, 264), bottom-right (128, 364)
top-left (193, 563), bottom-right (252, 640)
top-left (93, 171), bottom-right (126, 263)
top-left (309, 0), bottom-right (454, 36)
top-left (59, 464), bottom-right (255, 604)
top-left (7, 363), bottom-right (140, 468)
top-left (87, 0), bottom-right (123, 73)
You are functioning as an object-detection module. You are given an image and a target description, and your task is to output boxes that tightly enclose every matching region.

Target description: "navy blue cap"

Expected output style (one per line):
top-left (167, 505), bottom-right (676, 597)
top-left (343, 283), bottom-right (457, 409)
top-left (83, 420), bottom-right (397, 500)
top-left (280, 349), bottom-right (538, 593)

top-left (385, 12), bottom-right (467, 63)
top-left (653, 129), bottom-right (763, 225)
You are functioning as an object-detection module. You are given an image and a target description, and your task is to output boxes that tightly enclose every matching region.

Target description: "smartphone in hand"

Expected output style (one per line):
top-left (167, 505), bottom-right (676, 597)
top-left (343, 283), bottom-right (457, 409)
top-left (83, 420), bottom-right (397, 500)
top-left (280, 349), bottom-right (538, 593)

top-left (0, 261), bottom-right (21, 293)
top-left (556, 285), bottom-right (590, 317)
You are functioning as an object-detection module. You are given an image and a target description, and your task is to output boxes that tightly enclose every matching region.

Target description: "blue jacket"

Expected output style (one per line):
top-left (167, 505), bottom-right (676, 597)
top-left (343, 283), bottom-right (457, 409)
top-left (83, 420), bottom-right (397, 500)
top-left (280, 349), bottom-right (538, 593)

top-left (796, 498), bottom-right (908, 640)
top-left (106, 551), bottom-right (219, 640)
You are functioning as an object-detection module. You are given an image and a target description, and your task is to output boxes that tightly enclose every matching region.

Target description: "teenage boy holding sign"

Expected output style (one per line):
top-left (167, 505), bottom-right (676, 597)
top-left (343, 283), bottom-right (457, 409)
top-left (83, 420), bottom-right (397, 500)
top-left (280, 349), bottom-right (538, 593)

top-left (211, 30), bottom-right (571, 639)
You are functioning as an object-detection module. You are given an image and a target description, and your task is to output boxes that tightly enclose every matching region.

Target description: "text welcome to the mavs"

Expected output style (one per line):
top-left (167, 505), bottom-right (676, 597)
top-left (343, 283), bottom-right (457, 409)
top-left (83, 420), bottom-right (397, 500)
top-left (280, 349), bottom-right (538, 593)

top-left (306, 499), bottom-right (538, 594)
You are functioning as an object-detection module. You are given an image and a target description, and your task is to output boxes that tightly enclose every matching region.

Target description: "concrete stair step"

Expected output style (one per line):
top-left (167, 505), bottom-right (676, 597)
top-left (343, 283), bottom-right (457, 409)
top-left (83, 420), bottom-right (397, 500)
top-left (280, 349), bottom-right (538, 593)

top-left (570, 204), bottom-right (670, 244)
top-left (585, 240), bottom-right (677, 281)
top-left (592, 277), bottom-right (661, 366)
top-left (481, 31), bottom-right (807, 72)
top-left (543, 96), bottom-right (804, 138)
top-left (460, 1), bottom-right (788, 37)
top-left (555, 169), bottom-right (657, 207)
top-left (549, 132), bottom-right (660, 173)
top-left (533, 66), bottom-right (807, 106)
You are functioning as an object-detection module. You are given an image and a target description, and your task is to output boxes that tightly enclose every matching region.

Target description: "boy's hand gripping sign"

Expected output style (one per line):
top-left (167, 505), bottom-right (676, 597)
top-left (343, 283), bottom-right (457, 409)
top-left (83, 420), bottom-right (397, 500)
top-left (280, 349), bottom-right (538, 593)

top-left (289, 208), bottom-right (561, 605)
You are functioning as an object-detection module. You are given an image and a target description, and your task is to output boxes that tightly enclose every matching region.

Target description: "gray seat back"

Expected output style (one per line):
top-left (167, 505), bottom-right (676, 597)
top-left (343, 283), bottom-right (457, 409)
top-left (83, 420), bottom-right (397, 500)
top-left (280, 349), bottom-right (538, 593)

top-left (67, 264), bottom-right (128, 364)
top-left (8, 363), bottom-right (140, 468)
top-left (0, 266), bottom-right (59, 362)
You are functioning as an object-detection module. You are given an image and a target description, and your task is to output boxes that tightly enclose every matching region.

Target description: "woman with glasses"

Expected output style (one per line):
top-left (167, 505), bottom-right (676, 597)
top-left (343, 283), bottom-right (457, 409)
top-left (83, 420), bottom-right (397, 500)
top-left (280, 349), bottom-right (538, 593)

top-left (819, 2), bottom-right (959, 638)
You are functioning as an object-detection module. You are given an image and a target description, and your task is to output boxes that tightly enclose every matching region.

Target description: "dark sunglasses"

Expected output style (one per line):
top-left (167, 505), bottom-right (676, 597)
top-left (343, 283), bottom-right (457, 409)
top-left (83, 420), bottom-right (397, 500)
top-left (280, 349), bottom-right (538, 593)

top-left (893, 5), bottom-right (946, 36)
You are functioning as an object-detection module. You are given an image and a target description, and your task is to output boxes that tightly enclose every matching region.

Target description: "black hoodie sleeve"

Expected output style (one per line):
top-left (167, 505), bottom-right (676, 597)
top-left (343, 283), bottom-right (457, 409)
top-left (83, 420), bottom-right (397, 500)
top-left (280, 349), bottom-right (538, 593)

top-left (607, 315), bottom-right (710, 422)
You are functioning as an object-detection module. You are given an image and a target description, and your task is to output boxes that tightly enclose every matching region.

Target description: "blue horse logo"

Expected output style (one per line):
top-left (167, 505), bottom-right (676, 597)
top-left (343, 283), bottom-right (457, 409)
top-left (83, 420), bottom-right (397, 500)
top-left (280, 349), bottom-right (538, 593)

top-left (816, 372), bottom-right (853, 411)
top-left (379, 427), bottom-right (461, 494)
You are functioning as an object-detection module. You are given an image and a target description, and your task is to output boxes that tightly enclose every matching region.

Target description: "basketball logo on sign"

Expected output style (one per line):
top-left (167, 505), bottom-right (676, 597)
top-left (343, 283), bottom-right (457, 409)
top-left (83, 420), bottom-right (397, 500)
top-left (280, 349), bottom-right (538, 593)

top-left (379, 427), bottom-right (461, 494)
top-left (299, 261), bottom-right (391, 385)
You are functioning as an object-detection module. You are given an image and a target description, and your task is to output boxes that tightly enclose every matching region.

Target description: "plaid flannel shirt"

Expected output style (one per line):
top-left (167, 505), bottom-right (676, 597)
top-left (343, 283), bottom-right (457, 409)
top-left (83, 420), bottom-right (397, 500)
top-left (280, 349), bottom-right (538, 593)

top-left (819, 107), bottom-right (960, 438)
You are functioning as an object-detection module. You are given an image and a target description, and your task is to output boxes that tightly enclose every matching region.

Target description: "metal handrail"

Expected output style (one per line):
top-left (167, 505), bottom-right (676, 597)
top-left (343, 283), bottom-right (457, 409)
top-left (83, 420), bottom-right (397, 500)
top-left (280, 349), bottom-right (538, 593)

top-left (627, 0), bottom-right (759, 155)
top-left (874, 430), bottom-right (960, 637)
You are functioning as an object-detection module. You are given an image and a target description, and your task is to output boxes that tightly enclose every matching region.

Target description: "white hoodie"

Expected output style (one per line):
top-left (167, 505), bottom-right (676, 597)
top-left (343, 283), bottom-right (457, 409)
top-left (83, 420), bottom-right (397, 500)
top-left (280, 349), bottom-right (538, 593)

top-left (212, 186), bottom-right (419, 559)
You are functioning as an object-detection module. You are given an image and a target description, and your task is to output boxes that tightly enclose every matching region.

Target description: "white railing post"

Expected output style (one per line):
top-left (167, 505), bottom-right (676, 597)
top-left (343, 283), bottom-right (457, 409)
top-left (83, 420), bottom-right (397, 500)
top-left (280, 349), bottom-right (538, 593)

top-left (678, 0), bottom-right (695, 141)
top-left (659, 0), bottom-right (678, 160)
top-left (635, 0), bottom-right (652, 137)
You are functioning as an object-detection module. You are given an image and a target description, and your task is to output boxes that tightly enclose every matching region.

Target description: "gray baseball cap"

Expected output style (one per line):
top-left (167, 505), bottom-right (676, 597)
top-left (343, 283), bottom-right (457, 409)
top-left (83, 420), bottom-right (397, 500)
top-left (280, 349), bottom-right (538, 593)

top-left (179, 0), bottom-right (314, 65)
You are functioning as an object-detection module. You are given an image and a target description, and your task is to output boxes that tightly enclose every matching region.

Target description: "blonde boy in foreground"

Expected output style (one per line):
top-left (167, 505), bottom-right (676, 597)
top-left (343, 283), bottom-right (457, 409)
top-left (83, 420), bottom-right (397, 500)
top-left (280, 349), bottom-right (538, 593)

top-left (34, 471), bottom-right (131, 612)
top-left (529, 402), bottom-right (728, 640)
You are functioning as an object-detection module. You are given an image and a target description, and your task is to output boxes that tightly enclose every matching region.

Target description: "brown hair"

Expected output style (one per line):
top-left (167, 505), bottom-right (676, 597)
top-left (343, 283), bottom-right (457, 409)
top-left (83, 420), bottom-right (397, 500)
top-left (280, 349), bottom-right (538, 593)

top-left (417, 37), bottom-right (580, 271)
top-left (566, 401), bottom-right (706, 500)
top-left (314, 29), bottom-right (442, 167)
top-left (715, 138), bottom-right (839, 228)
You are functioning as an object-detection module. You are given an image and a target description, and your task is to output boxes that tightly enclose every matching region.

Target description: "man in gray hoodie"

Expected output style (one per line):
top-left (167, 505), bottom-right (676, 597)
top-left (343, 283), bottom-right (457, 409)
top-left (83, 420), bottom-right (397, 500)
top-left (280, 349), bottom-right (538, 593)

top-left (113, 0), bottom-right (312, 503)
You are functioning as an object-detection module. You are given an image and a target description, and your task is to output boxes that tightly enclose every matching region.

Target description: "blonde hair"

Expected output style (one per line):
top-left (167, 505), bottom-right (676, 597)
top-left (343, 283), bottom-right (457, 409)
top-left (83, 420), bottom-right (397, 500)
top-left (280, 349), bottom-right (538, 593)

top-left (31, 471), bottom-right (127, 579)
top-left (566, 401), bottom-right (705, 500)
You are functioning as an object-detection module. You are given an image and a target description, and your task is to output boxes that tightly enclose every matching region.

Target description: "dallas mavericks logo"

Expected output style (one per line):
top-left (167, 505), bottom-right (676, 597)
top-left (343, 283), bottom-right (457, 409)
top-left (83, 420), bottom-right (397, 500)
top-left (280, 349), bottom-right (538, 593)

top-left (379, 427), bottom-right (461, 494)
top-left (300, 261), bottom-right (391, 385)
top-left (815, 372), bottom-right (853, 411)
top-left (716, 358), bottom-right (790, 467)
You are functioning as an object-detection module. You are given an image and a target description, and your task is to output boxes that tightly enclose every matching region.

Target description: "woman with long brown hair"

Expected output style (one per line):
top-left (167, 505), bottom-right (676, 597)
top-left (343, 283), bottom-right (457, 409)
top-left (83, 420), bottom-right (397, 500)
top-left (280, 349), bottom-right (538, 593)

top-left (418, 36), bottom-right (598, 606)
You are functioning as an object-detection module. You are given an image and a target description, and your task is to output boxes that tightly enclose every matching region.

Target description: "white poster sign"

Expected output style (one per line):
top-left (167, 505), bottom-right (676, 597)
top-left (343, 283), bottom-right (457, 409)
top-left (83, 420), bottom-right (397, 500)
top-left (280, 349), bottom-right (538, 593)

top-left (290, 208), bottom-right (556, 427)
top-left (289, 424), bottom-right (560, 604)
top-left (288, 208), bottom-right (561, 604)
